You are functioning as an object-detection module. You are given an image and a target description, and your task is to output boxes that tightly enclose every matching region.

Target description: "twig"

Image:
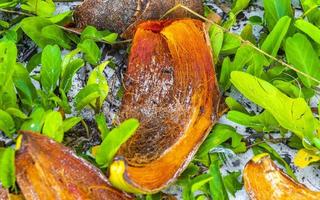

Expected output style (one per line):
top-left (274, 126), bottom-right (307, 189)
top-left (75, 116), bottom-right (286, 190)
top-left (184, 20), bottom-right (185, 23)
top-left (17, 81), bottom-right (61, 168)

top-left (162, 4), bottom-right (320, 85)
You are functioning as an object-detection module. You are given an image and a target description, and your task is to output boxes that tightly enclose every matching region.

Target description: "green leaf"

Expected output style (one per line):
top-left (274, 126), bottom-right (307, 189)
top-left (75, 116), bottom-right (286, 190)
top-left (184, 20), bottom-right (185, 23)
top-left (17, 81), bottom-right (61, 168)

top-left (223, 171), bottom-right (243, 197)
top-left (190, 174), bottom-right (213, 194)
top-left (227, 110), bottom-right (279, 132)
top-left (42, 110), bottom-right (64, 142)
top-left (285, 33), bottom-right (320, 88)
top-left (95, 119), bottom-right (139, 167)
top-left (219, 57), bottom-right (232, 90)
top-left (263, 0), bottom-right (293, 31)
top-left (62, 117), bottom-right (82, 132)
top-left (87, 61), bottom-right (110, 109)
top-left (20, 17), bottom-right (53, 48)
top-left (41, 25), bottom-right (71, 49)
top-left (301, 0), bottom-right (320, 27)
top-left (221, 33), bottom-right (241, 55)
top-left (0, 41), bottom-right (16, 93)
top-left (49, 11), bottom-right (72, 24)
top-left (21, 107), bottom-right (46, 132)
top-left (95, 113), bottom-right (110, 140)
top-left (261, 16), bottom-right (291, 57)
top-left (209, 25), bottom-right (224, 63)
top-left (5, 108), bottom-right (28, 119)
top-left (231, 0), bottom-right (251, 15)
top-left (60, 58), bottom-right (84, 93)
top-left (196, 124), bottom-right (245, 160)
top-left (81, 26), bottom-right (118, 44)
top-left (0, 148), bottom-right (15, 189)
top-left (209, 156), bottom-right (229, 200)
top-left (40, 45), bottom-right (62, 93)
top-left (27, 53), bottom-right (41, 72)
top-left (0, 109), bottom-right (15, 137)
top-left (295, 19), bottom-right (320, 45)
top-left (78, 39), bottom-right (101, 65)
top-left (21, 0), bottom-right (55, 17)
top-left (273, 80), bottom-right (303, 98)
top-left (225, 97), bottom-right (248, 113)
top-left (230, 71), bottom-right (319, 143)
top-left (74, 84), bottom-right (102, 111)
top-left (13, 63), bottom-right (37, 109)
top-left (0, 0), bottom-right (19, 8)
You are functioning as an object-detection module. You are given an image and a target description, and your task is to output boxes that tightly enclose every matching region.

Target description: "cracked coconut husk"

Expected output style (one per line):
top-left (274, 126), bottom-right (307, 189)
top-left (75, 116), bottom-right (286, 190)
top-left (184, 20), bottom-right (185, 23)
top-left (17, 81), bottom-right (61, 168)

top-left (15, 131), bottom-right (133, 200)
top-left (107, 19), bottom-right (224, 194)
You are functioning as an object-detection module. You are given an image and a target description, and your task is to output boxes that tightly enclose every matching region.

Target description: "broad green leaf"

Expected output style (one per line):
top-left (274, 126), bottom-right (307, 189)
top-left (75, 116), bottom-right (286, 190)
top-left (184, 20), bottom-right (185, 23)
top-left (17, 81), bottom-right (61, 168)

top-left (95, 119), bottom-right (139, 167)
top-left (209, 25), bottom-right (224, 63)
top-left (74, 84), bottom-right (102, 111)
top-left (0, 0), bottom-right (19, 8)
top-left (190, 174), bottom-right (213, 194)
top-left (209, 156), bottom-right (229, 200)
top-left (27, 53), bottom-right (41, 72)
top-left (81, 26), bottom-right (118, 44)
top-left (301, 0), bottom-right (320, 27)
top-left (0, 109), bottom-right (15, 137)
top-left (225, 97), bottom-right (248, 113)
top-left (13, 63), bottom-right (37, 108)
top-left (0, 78), bottom-right (17, 110)
top-left (295, 19), bottom-right (320, 45)
top-left (41, 25), bottom-right (71, 49)
top-left (0, 41), bottom-right (16, 92)
top-left (0, 148), bottom-right (15, 188)
top-left (42, 110), bottom-right (64, 142)
top-left (21, 107), bottom-right (46, 132)
top-left (49, 11), bottom-right (72, 24)
top-left (221, 33), bottom-right (241, 55)
top-left (273, 80), bottom-right (303, 98)
top-left (223, 171), bottom-right (243, 197)
top-left (40, 45), bottom-right (62, 93)
top-left (60, 58), bottom-right (84, 92)
top-left (285, 33), bottom-right (320, 88)
top-left (21, 0), bottom-right (55, 17)
top-left (196, 124), bottom-right (245, 160)
top-left (230, 71), bottom-right (319, 142)
top-left (227, 110), bottom-right (279, 132)
top-left (20, 17), bottom-right (53, 48)
top-left (263, 0), bottom-right (293, 31)
top-left (78, 39), bottom-right (101, 65)
top-left (261, 16), bottom-right (291, 57)
top-left (87, 61), bottom-right (110, 108)
top-left (95, 113), bottom-right (110, 140)
top-left (62, 117), bottom-right (82, 132)
top-left (5, 108), bottom-right (28, 119)
top-left (231, 0), bottom-right (251, 15)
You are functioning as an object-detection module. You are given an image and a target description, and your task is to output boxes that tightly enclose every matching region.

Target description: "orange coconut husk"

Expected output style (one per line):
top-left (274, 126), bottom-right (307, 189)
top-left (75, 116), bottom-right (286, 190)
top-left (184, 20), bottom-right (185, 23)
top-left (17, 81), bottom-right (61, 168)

top-left (244, 154), bottom-right (320, 200)
top-left (15, 131), bottom-right (133, 200)
top-left (108, 19), bottom-right (222, 193)
top-left (73, 0), bottom-right (203, 38)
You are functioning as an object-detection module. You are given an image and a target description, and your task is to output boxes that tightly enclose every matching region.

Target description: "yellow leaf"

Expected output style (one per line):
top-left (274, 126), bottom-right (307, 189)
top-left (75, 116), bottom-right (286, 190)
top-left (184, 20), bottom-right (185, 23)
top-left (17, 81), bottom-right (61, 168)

top-left (294, 149), bottom-right (320, 168)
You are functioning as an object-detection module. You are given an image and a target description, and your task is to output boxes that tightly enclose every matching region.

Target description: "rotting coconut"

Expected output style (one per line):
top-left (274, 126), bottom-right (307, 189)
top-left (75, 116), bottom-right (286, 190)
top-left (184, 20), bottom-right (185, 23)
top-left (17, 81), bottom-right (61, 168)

top-left (108, 19), bottom-right (223, 194)
top-left (15, 131), bottom-right (133, 200)
top-left (244, 153), bottom-right (320, 200)
top-left (73, 0), bottom-right (204, 38)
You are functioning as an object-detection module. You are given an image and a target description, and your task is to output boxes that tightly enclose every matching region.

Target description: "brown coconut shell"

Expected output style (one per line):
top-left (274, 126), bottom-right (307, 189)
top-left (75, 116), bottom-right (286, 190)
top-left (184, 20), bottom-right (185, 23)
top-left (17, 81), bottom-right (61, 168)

top-left (244, 154), bottom-right (320, 200)
top-left (108, 19), bottom-right (222, 193)
top-left (15, 131), bottom-right (133, 200)
top-left (73, 0), bottom-right (204, 38)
